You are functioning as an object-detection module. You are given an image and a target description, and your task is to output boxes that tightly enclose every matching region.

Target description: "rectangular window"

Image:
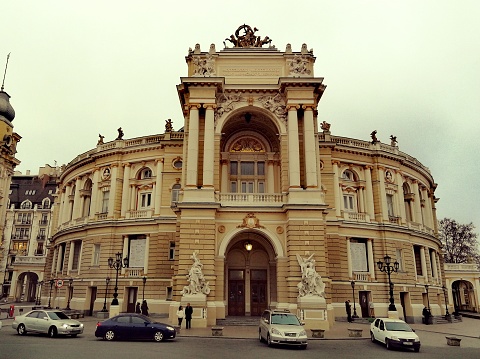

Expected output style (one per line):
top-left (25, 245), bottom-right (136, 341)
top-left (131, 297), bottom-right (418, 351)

top-left (169, 241), bottom-right (175, 260)
top-left (230, 161), bottom-right (238, 176)
top-left (386, 194), bottom-right (394, 216)
top-left (257, 162), bottom-right (265, 176)
top-left (166, 287), bottom-right (173, 300)
top-left (258, 182), bottom-right (265, 193)
top-left (93, 244), bottom-right (101, 266)
top-left (343, 195), bottom-right (355, 211)
top-left (241, 181), bottom-right (254, 193)
top-left (101, 191), bottom-right (110, 213)
top-left (396, 248), bottom-right (404, 272)
top-left (35, 243), bottom-right (44, 256)
top-left (230, 181), bottom-right (237, 193)
top-left (140, 193), bottom-right (152, 208)
top-left (72, 241), bottom-right (82, 270)
top-left (414, 246), bottom-right (422, 276)
top-left (241, 162), bottom-right (254, 175)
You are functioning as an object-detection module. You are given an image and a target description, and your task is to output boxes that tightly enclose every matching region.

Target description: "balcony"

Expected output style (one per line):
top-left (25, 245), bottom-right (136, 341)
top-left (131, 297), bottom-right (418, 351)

top-left (95, 213), bottom-right (108, 221)
top-left (353, 272), bottom-right (371, 282)
top-left (125, 268), bottom-right (144, 277)
top-left (216, 193), bottom-right (286, 207)
top-left (343, 212), bottom-right (370, 222)
top-left (126, 209), bottom-right (153, 219)
top-left (11, 256), bottom-right (46, 266)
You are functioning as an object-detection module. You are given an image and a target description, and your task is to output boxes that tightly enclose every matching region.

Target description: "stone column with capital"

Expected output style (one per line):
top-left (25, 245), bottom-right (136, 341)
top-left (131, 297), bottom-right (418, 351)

top-left (202, 104), bottom-right (215, 188)
top-left (287, 105), bottom-right (300, 188)
top-left (107, 165), bottom-right (118, 218)
top-left (186, 104), bottom-right (200, 188)
top-left (302, 105), bottom-right (318, 188)
top-left (364, 165), bottom-right (375, 219)
top-left (332, 161), bottom-right (341, 217)
top-left (72, 177), bottom-right (83, 220)
top-left (120, 164), bottom-right (131, 217)
top-left (154, 160), bottom-right (164, 216)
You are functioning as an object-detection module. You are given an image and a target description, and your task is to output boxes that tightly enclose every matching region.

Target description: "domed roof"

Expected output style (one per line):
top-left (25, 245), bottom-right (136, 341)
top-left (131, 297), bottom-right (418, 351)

top-left (0, 91), bottom-right (15, 123)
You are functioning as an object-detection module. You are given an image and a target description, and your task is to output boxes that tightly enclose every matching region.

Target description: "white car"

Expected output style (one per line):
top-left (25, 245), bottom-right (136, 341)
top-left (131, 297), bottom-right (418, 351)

top-left (370, 318), bottom-right (420, 352)
top-left (259, 309), bottom-right (307, 349)
top-left (12, 309), bottom-right (84, 338)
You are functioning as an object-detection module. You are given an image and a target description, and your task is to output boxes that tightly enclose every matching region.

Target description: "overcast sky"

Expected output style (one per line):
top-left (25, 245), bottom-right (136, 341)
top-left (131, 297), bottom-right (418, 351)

top-left (2, 1), bottom-right (479, 234)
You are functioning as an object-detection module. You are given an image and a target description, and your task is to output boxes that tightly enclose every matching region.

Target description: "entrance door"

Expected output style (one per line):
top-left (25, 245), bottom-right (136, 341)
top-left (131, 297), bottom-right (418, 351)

top-left (127, 287), bottom-right (138, 313)
top-left (89, 287), bottom-right (97, 316)
top-left (228, 270), bottom-right (245, 316)
top-left (359, 291), bottom-right (369, 318)
top-left (250, 270), bottom-right (267, 316)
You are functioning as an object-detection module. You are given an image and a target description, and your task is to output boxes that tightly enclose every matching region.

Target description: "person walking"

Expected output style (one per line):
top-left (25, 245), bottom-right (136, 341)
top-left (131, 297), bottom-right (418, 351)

top-left (141, 300), bottom-right (149, 316)
top-left (135, 302), bottom-right (141, 314)
top-left (176, 305), bottom-right (185, 328)
top-left (185, 303), bottom-right (193, 329)
top-left (345, 300), bottom-right (352, 322)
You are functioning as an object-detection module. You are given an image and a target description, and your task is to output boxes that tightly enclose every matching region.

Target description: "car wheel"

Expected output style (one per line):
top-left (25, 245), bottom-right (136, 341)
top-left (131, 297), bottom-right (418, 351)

top-left (48, 326), bottom-right (58, 338)
top-left (71, 334), bottom-right (78, 338)
top-left (267, 333), bottom-right (273, 347)
top-left (385, 338), bottom-right (391, 350)
top-left (104, 330), bottom-right (115, 341)
top-left (17, 324), bottom-right (27, 335)
top-left (414, 347), bottom-right (420, 353)
top-left (300, 345), bottom-right (307, 350)
top-left (154, 331), bottom-right (164, 342)
top-left (259, 330), bottom-right (264, 342)
top-left (370, 331), bottom-right (376, 343)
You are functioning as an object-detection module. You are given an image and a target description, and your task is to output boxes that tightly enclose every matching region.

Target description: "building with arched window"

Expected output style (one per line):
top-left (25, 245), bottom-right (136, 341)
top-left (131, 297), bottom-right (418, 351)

top-left (42, 26), bottom-right (450, 327)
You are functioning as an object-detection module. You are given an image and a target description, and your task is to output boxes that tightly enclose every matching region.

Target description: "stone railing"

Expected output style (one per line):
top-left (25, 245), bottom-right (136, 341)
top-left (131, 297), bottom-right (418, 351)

top-left (354, 272), bottom-right (371, 282)
top-left (217, 193), bottom-right (286, 207)
top-left (125, 268), bottom-right (144, 277)
top-left (126, 209), bottom-right (153, 219)
top-left (343, 212), bottom-right (369, 222)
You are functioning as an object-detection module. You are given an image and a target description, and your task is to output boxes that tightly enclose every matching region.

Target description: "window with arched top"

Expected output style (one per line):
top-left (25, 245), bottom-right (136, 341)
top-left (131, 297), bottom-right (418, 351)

top-left (20, 200), bottom-right (32, 209)
top-left (82, 179), bottom-right (93, 217)
top-left (138, 168), bottom-right (152, 180)
top-left (340, 168), bottom-right (360, 214)
top-left (342, 169), bottom-right (356, 181)
top-left (42, 198), bottom-right (51, 209)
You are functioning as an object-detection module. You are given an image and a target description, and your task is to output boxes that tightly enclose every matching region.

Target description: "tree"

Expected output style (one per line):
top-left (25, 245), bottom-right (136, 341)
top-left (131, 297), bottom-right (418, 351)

top-left (439, 218), bottom-right (480, 266)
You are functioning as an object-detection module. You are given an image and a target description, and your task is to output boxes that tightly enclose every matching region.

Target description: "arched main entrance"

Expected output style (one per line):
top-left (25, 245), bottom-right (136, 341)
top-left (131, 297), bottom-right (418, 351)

top-left (14, 272), bottom-right (39, 302)
top-left (225, 230), bottom-right (277, 316)
top-left (452, 280), bottom-right (477, 313)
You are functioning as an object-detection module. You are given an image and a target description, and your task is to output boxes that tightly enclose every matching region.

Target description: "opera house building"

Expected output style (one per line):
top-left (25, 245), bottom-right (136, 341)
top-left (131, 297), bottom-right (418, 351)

top-left (43, 26), bottom-right (446, 328)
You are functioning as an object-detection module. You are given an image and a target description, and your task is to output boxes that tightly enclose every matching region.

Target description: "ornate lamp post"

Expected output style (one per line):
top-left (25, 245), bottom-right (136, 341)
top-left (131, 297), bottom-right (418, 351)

top-left (376, 255), bottom-right (399, 311)
top-left (108, 252), bottom-right (129, 305)
top-left (142, 276), bottom-right (147, 301)
top-left (442, 285), bottom-right (450, 318)
top-left (47, 279), bottom-right (55, 309)
top-left (102, 277), bottom-right (110, 312)
top-left (35, 280), bottom-right (44, 305)
top-left (424, 284), bottom-right (430, 311)
top-left (66, 278), bottom-right (73, 310)
top-left (350, 280), bottom-right (358, 318)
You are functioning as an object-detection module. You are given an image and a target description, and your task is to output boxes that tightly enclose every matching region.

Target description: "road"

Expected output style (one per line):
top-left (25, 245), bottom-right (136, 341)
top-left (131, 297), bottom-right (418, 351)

top-left (1, 327), bottom-right (480, 359)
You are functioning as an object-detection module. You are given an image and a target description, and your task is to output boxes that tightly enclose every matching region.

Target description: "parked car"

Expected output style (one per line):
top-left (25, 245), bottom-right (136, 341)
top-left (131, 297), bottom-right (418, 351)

top-left (12, 309), bottom-right (84, 338)
top-left (370, 318), bottom-right (420, 352)
top-left (259, 309), bottom-right (307, 349)
top-left (95, 313), bottom-right (176, 342)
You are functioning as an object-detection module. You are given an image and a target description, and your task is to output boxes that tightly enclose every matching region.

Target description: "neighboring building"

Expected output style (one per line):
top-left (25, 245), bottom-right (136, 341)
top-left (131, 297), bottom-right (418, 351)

top-left (444, 263), bottom-right (480, 314)
top-left (0, 165), bottom-right (59, 300)
top-left (44, 26), bottom-right (446, 326)
top-left (0, 84), bottom-right (22, 299)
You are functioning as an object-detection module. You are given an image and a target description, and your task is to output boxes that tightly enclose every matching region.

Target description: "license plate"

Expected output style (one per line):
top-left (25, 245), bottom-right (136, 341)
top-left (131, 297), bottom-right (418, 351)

top-left (403, 342), bottom-right (413, 346)
top-left (286, 338), bottom-right (297, 342)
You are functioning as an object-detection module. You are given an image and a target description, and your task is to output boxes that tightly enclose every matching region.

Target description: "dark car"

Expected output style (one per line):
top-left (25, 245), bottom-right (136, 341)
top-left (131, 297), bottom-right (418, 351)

top-left (95, 313), bottom-right (176, 342)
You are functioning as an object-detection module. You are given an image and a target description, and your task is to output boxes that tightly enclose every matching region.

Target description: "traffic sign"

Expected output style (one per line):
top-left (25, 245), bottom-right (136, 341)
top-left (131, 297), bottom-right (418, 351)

top-left (56, 279), bottom-right (64, 288)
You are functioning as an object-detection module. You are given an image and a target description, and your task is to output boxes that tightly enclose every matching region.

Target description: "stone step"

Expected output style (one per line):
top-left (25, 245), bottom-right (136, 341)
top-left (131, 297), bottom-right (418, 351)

top-left (216, 316), bottom-right (260, 326)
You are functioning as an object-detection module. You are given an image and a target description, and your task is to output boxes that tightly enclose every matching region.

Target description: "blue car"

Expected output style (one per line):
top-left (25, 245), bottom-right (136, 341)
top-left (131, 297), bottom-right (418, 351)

top-left (95, 313), bottom-right (176, 342)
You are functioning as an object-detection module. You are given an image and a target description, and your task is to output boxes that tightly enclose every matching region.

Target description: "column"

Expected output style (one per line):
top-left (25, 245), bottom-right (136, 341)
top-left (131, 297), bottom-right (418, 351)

top-left (358, 186), bottom-right (365, 213)
top-left (423, 188), bottom-right (433, 229)
top-left (347, 239), bottom-right (352, 278)
top-left (377, 166), bottom-right (389, 221)
top-left (120, 164), bottom-right (131, 217)
top-left (202, 104), bottom-right (215, 187)
top-left (68, 241), bottom-right (75, 274)
top-left (420, 246), bottom-right (429, 283)
top-left (72, 177), bottom-right (83, 220)
top-left (332, 161), bottom-right (341, 217)
top-left (220, 159), bottom-right (228, 193)
top-left (107, 165), bottom-right (118, 218)
top-left (302, 105), bottom-right (317, 188)
top-left (287, 105), bottom-right (300, 188)
top-left (62, 185), bottom-right (72, 223)
top-left (267, 160), bottom-right (275, 193)
top-left (367, 239), bottom-right (375, 280)
top-left (90, 169), bottom-right (100, 219)
top-left (154, 160), bottom-right (164, 215)
top-left (431, 250), bottom-right (438, 282)
top-left (130, 185), bottom-right (136, 211)
top-left (397, 172), bottom-right (407, 224)
top-left (57, 188), bottom-right (66, 224)
top-left (186, 104), bottom-right (200, 188)
top-left (412, 181), bottom-right (422, 223)
top-left (364, 166), bottom-right (375, 219)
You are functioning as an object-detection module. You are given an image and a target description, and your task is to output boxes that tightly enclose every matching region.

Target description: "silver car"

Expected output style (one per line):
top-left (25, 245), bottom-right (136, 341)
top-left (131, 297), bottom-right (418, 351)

top-left (12, 309), bottom-right (84, 338)
top-left (259, 309), bottom-right (307, 349)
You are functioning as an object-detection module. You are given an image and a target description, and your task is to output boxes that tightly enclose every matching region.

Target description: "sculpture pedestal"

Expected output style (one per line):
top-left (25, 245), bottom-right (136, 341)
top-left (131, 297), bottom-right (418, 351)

top-left (181, 294), bottom-right (207, 328)
top-left (297, 295), bottom-right (329, 330)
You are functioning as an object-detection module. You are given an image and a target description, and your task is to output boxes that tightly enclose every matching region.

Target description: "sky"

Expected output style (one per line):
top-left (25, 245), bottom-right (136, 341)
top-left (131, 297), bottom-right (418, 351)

top-left (2, 1), bottom-right (479, 234)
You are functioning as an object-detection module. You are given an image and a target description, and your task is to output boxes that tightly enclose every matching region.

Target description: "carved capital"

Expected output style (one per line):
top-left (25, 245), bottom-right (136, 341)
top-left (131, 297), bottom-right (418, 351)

top-left (302, 104), bottom-right (315, 111)
top-left (203, 103), bottom-right (217, 110)
top-left (286, 104), bottom-right (300, 111)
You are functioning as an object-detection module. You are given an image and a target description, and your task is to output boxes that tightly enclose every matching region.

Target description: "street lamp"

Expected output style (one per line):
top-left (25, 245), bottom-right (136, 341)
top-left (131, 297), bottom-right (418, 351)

top-left (35, 280), bottom-right (44, 305)
top-left (102, 277), bottom-right (110, 312)
top-left (424, 284), bottom-right (430, 311)
top-left (442, 285), bottom-right (450, 318)
top-left (350, 280), bottom-right (358, 318)
top-left (47, 279), bottom-right (55, 309)
top-left (142, 276), bottom-right (147, 301)
top-left (108, 252), bottom-right (129, 305)
top-left (376, 255), bottom-right (399, 311)
top-left (66, 278), bottom-right (73, 310)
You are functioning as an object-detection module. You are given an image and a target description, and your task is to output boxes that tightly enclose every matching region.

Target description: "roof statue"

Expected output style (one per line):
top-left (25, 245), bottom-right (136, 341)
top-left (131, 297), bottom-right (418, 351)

top-left (165, 119), bottom-right (173, 132)
top-left (224, 24), bottom-right (272, 48)
top-left (116, 127), bottom-right (124, 140)
top-left (97, 134), bottom-right (105, 145)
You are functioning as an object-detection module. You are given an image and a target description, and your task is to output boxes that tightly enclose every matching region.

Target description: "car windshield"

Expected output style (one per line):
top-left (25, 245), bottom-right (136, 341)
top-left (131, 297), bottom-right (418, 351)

top-left (385, 322), bottom-right (413, 332)
top-left (271, 314), bottom-right (301, 325)
top-left (47, 311), bottom-right (70, 320)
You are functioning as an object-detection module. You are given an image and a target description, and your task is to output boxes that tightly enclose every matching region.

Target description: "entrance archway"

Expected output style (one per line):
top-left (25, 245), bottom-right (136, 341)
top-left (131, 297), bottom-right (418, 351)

top-left (15, 272), bottom-right (39, 302)
top-left (225, 230), bottom-right (277, 316)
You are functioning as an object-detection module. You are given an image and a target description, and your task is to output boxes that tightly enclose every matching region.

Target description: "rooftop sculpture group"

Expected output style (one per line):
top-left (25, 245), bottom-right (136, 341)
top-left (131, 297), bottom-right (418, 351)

top-left (224, 24), bottom-right (272, 48)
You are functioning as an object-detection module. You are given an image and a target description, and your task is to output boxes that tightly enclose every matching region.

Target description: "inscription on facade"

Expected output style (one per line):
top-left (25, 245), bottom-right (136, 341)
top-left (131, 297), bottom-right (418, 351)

top-left (220, 67), bottom-right (282, 77)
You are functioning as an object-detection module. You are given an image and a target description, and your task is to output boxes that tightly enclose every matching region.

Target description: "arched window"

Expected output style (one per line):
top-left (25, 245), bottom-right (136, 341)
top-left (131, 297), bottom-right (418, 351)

top-left (340, 169), bottom-right (360, 213)
top-left (138, 167), bottom-right (152, 180)
top-left (21, 200), bottom-right (32, 209)
top-left (342, 169), bottom-right (356, 181)
top-left (42, 198), bottom-right (51, 209)
top-left (82, 179), bottom-right (93, 217)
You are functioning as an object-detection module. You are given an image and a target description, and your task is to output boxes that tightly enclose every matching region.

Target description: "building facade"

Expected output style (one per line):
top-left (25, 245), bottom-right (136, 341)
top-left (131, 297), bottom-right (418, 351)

top-left (43, 26), bottom-right (448, 326)
top-left (0, 166), bottom-right (59, 301)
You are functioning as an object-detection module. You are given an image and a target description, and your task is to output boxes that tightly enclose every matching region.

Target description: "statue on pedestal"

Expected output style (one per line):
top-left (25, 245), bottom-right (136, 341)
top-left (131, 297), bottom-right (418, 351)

top-left (296, 253), bottom-right (325, 297)
top-left (181, 251), bottom-right (210, 296)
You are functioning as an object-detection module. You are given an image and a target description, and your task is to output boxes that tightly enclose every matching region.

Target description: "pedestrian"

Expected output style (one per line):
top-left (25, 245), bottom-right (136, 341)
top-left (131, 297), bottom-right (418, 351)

top-left (345, 300), bottom-right (352, 322)
top-left (422, 306), bottom-right (430, 325)
top-left (135, 302), bottom-right (141, 314)
top-left (141, 300), bottom-right (149, 316)
top-left (176, 305), bottom-right (185, 328)
top-left (185, 302), bottom-right (193, 329)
